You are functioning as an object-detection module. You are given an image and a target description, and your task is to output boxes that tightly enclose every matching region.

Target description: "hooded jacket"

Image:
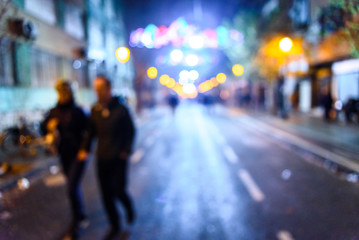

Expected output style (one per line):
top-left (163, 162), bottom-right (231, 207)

top-left (82, 97), bottom-right (135, 161)
top-left (41, 100), bottom-right (87, 160)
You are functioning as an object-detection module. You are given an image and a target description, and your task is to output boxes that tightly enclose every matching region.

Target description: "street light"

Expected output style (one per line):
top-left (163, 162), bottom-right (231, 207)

top-left (216, 73), bottom-right (227, 84)
top-left (147, 67), bottom-right (158, 79)
top-left (232, 64), bottom-right (244, 76)
top-left (166, 78), bottom-right (176, 88)
top-left (170, 49), bottom-right (183, 64)
top-left (279, 37), bottom-right (293, 74)
top-left (278, 37), bottom-right (293, 119)
top-left (115, 47), bottom-right (130, 63)
top-left (159, 74), bottom-right (170, 85)
top-left (279, 37), bottom-right (293, 53)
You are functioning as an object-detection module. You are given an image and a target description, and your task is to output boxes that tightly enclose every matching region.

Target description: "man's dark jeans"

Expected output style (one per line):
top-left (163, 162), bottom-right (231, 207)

top-left (97, 158), bottom-right (134, 229)
top-left (62, 157), bottom-right (88, 223)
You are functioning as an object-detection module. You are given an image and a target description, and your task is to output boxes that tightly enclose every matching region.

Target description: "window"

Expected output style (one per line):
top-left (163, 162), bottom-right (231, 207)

top-left (25, 0), bottom-right (56, 25)
top-left (64, 3), bottom-right (85, 40)
top-left (91, 0), bottom-right (102, 7)
top-left (105, 0), bottom-right (115, 20)
top-left (30, 48), bottom-right (59, 87)
top-left (0, 38), bottom-right (15, 86)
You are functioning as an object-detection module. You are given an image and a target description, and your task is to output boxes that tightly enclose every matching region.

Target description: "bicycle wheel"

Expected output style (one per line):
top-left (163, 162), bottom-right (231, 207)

top-left (1, 132), bottom-right (19, 153)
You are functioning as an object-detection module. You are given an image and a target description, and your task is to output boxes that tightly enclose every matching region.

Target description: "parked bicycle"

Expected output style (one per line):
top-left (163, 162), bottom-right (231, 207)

top-left (0, 116), bottom-right (60, 176)
top-left (0, 117), bottom-right (45, 157)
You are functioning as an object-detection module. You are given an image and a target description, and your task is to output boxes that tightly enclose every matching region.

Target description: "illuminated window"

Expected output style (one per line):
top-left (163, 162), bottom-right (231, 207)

top-left (25, 0), bottom-right (56, 25)
top-left (30, 48), bottom-right (59, 87)
top-left (64, 3), bottom-right (84, 40)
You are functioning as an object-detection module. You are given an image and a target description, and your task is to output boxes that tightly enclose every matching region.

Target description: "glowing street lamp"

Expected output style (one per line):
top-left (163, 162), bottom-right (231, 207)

top-left (147, 67), bottom-right (158, 79)
top-left (159, 74), bottom-right (170, 85)
top-left (189, 35), bottom-right (204, 49)
top-left (279, 37), bottom-right (293, 53)
top-left (189, 70), bottom-right (199, 81)
top-left (185, 54), bottom-right (199, 67)
top-left (115, 47), bottom-right (130, 63)
top-left (166, 78), bottom-right (176, 88)
top-left (232, 64), bottom-right (244, 76)
top-left (170, 49), bottom-right (184, 64)
top-left (183, 83), bottom-right (196, 94)
top-left (216, 73), bottom-right (227, 84)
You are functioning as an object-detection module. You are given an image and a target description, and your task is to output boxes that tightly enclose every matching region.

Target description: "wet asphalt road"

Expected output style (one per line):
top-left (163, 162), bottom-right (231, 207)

top-left (1, 102), bottom-right (359, 240)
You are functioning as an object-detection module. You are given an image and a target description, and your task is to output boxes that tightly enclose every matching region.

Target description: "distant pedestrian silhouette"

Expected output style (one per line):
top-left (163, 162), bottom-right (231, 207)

top-left (167, 94), bottom-right (179, 114)
top-left (275, 76), bottom-right (288, 119)
top-left (320, 87), bottom-right (333, 121)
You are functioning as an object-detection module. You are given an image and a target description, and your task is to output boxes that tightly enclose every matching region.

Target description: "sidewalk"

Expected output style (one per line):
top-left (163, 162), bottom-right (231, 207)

top-left (0, 151), bottom-right (57, 192)
top-left (231, 107), bottom-right (359, 174)
top-left (0, 110), bottom-right (159, 193)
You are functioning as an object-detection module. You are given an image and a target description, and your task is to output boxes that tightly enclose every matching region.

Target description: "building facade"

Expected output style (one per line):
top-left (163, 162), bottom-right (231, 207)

top-left (305, 0), bottom-right (358, 116)
top-left (273, 0), bottom-right (357, 116)
top-left (0, 0), bottom-right (134, 130)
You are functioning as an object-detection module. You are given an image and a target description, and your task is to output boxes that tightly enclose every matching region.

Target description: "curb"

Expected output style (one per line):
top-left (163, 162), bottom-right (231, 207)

top-left (238, 115), bottom-right (359, 174)
top-left (0, 155), bottom-right (58, 192)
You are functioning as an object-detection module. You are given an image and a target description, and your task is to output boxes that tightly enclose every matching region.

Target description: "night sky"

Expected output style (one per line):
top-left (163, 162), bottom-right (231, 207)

top-left (121, 0), bottom-right (267, 32)
top-left (120, 0), bottom-right (268, 74)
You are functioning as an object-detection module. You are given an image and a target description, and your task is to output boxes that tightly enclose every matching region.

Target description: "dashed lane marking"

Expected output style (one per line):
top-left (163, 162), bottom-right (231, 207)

top-left (277, 230), bottom-right (295, 240)
top-left (224, 145), bottom-right (239, 164)
top-left (130, 149), bottom-right (145, 164)
top-left (238, 169), bottom-right (265, 202)
top-left (206, 118), bottom-right (227, 146)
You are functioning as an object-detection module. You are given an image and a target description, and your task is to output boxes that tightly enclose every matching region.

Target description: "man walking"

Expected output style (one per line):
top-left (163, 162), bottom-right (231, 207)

top-left (78, 76), bottom-right (135, 240)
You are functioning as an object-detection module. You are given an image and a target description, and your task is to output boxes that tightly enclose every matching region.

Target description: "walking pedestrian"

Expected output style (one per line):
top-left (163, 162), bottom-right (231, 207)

top-left (320, 87), bottom-right (333, 121)
top-left (167, 93), bottom-right (179, 115)
top-left (78, 75), bottom-right (136, 240)
top-left (275, 76), bottom-right (288, 119)
top-left (41, 80), bottom-right (89, 239)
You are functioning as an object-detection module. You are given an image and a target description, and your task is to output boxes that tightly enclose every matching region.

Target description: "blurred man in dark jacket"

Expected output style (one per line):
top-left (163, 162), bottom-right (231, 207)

top-left (41, 80), bottom-right (88, 239)
top-left (78, 75), bottom-right (135, 240)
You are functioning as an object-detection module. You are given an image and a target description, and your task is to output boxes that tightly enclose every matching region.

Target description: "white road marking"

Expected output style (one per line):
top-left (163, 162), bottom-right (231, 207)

top-left (277, 230), bottom-right (295, 240)
top-left (44, 174), bottom-right (66, 187)
top-left (206, 119), bottom-right (227, 146)
top-left (224, 145), bottom-right (239, 164)
top-left (206, 118), bottom-right (241, 164)
top-left (130, 149), bottom-right (145, 164)
top-left (238, 169), bottom-right (265, 202)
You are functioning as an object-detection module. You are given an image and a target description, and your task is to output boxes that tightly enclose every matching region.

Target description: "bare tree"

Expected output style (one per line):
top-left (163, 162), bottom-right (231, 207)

top-left (330, 0), bottom-right (359, 57)
top-left (0, 0), bottom-right (19, 41)
top-left (0, 0), bottom-right (11, 40)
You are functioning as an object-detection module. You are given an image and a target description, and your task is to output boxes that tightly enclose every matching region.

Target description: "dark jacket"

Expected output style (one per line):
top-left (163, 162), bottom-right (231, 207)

top-left (320, 93), bottom-right (333, 111)
top-left (82, 97), bottom-right (135, 161)
top-left (41, 100), bottom-right (87, 160)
